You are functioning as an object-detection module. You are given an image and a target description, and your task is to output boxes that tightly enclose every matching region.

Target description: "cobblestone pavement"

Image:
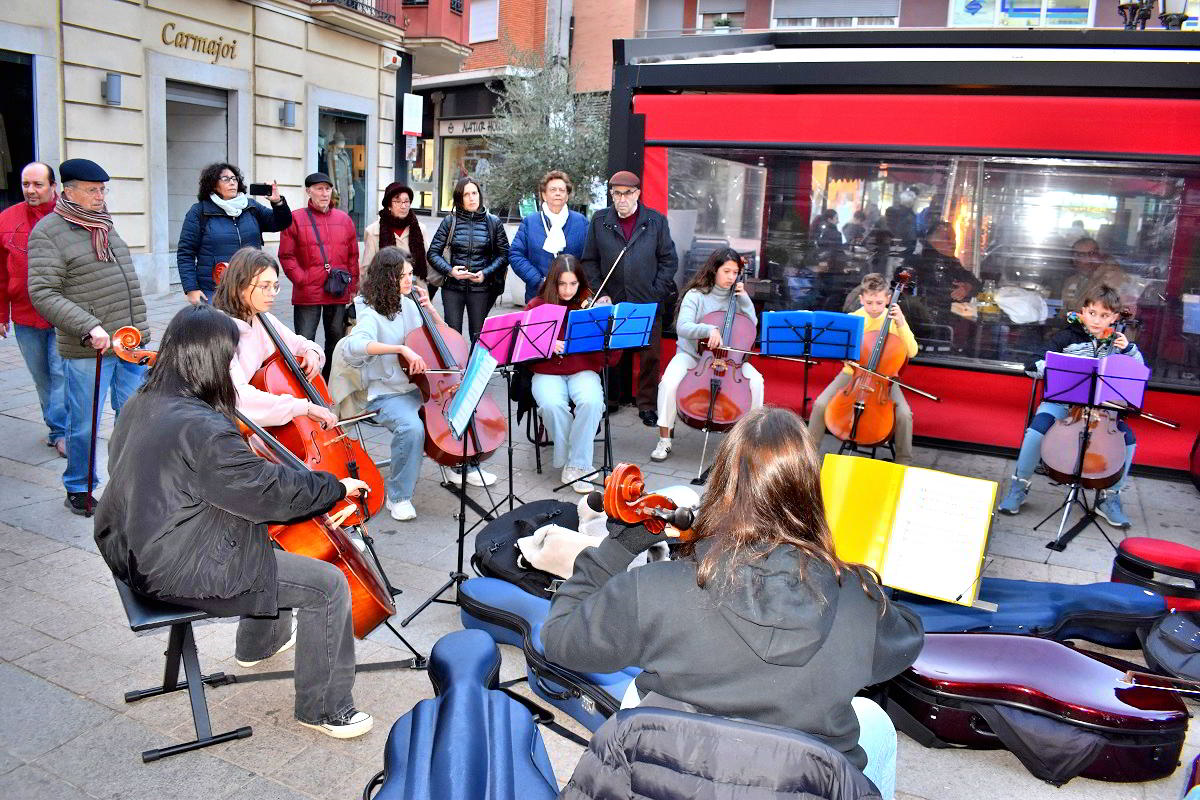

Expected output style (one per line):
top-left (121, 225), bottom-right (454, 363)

top-left (1, 279), bottom-right (1198, 800)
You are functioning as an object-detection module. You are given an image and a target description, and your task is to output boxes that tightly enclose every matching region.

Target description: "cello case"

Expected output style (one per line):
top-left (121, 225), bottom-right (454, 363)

top-left (459, 577), bottom-right (637, 733)
top-left (897, 578), bottom-right (1165, 649)
top-left (885, 633), bottom-right (1188, 785)
top-left (368, 629), bottom-right (558, 800)
top-left (1112, 537), bottom-right (1200, 611)
top-left (471, 499), bottom-right (578, 599)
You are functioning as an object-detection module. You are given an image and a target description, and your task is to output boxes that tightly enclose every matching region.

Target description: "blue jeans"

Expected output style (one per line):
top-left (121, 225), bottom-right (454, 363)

top-left (62, 354), bottom-right (146, 493)
top-left (13, 324), bottom-right (67, 444)
top-left (366, 391), bottom-right (424, 503)
top-left (853, 696), bottom-right (897, 800)
top-left (1016, 401), bottom-right (1136, 491)
top-left (532, 370), bottom-right (603, 470)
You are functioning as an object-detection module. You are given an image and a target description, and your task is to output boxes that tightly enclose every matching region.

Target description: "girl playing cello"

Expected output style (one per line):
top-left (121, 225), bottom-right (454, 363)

top-left (525, 254), bottom-right (614, 493)
top-left (212, 247), bottom-right (337, 429)
top-left (649, 248), bottom-right (763, 462)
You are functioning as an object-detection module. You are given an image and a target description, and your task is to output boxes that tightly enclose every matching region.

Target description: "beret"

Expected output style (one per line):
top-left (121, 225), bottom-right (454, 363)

top-left (608, 170), bottom-right (640, 189)
top-left (59, 158), bottom-right (110, 183)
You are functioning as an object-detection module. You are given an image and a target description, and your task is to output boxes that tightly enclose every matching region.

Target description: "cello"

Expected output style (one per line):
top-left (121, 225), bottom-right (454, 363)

top-left (110, 327), bottom-right (396, 639)
top-left (402, 288), bottom-right (506, 466)
top-left (824, 270), bottom-right (932, 450)
top-left (249, 313), bottom-right (385, 522)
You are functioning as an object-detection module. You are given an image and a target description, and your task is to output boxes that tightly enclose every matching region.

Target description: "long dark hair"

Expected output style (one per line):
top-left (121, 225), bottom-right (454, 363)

top-left (379, 182), bottom-right (427, 278)
top-left (140, 305), bottom-right (241, 419)
top-left (537, 253), bottom-right (590, 306)
top-left (451, 177), bottom-right (483, 214)
top-left (213, 247), bottom-right (277, 322)
top-left (681, 407), bottom-right (887, 605)
top-left (362, 246), bottom-right (411, 319)
top-left (197, 162), bottom-right (246, 202)
top-left (676, 247), bottom-right (744, 320)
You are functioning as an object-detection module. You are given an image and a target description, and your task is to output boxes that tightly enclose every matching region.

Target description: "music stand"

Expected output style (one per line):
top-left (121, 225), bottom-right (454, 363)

top-left (551, 302), bottom-right (656, 492)
top-left (402, 344), bottom-right (499, 627)
top-left (761, 310), bottom-right (864, 419)
top-left (1035, 353), bottom-right (1148, 552)
top-left (476, 305), bottom-right (566, 514)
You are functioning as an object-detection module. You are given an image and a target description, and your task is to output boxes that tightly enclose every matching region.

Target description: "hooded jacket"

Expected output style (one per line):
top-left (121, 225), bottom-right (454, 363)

top-left (541, 536), bottom-right (924, 770)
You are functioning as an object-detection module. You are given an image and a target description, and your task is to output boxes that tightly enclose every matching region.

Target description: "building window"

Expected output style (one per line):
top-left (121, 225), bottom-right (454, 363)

top-left (698, 0), bottom-right (747, 30)
top-left (665, 146), bottom-right (1200, 389)
top-left (774, 16), bottom-right (897, 27)
top-left (470, 0), bottom-right (499, 42)
top-left (949, 0), bottom-right (1094, 27)
top-left (700, 12), bottom-right (746, 30)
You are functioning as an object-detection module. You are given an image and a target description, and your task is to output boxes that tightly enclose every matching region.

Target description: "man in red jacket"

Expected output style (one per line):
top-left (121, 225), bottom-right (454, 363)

top-left (0, 162), bottom-right (67, 457)
top-left (278, 172), bottom-right (359, 380)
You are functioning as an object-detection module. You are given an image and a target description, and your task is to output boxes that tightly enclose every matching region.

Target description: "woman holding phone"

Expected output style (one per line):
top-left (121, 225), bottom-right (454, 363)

top-left (177, 162), bottom-right (292, 304)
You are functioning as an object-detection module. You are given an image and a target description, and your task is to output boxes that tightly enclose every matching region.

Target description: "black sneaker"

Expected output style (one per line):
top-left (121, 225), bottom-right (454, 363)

top-left (65, 492), bottom-right (94, 517)
top-left (298, 707), bottom-right (373, 739)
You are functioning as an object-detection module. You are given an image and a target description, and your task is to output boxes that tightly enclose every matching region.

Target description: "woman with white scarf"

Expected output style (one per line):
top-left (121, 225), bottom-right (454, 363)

top-left (509, 170), bottom-right (589, 302)
top-left (177, 162), bottom-right (292, 304)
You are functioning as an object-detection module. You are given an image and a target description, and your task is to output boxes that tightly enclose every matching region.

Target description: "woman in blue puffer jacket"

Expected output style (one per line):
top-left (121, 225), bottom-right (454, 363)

top-left (177, 162), bottom-right (292, 304)
top-left (508, 170), bottom-right (588, 302)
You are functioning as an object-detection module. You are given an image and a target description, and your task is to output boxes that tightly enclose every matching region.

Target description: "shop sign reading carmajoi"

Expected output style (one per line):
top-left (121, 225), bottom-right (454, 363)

top-left (161, 22), bottom-right (238, 65)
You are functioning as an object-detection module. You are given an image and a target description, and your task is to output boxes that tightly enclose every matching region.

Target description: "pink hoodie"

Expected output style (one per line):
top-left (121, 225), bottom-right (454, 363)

top-left (230, 312), bottom-right (325, 426)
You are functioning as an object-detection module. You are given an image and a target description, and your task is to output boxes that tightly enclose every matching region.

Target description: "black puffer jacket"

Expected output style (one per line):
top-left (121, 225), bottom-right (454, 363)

top-left (427, 208), bottom-right (510, 293)
top-left (580, 204), bottom-right (677, 305)
top-left (94, 391), bottom-right (346, 617)
top-left (560, 707), bottom-right (881, 800)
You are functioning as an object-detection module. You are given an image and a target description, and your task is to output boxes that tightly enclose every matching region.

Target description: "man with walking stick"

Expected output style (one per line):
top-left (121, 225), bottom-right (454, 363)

top-left (27, 159), bottom-right (148, 515)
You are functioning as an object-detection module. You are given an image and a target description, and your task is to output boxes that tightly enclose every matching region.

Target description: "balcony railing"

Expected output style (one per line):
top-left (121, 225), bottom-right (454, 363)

top-left (314, 0), bottom-right (396, 25)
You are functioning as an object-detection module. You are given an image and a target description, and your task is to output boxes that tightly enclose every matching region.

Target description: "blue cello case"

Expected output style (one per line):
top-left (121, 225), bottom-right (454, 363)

top-left (368, 629), bottom-right (558, 800)
top-left (460, 576), bottom-right (638, 732)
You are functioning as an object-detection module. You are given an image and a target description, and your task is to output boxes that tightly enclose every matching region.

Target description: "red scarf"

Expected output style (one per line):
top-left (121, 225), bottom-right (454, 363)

top-left (379, 209), bottom-right (428, 278)
top-left (55, 195), bottom-right (114, 262)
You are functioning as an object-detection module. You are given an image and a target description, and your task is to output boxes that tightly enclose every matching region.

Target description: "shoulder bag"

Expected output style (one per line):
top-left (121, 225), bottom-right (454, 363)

top-left (307, 210), bottom-right (352, 298)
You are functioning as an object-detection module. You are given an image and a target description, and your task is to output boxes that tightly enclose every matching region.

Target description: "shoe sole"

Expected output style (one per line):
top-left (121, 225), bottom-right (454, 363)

top-left (236, 628), bottom-right (297, 668)
top-left (1095, 509), bottom-right (1131, 529)
top-left (996, 506), bottom-right (1021, 516)
top-left (64, 498), bottom-right (93, 516)
top-left (298, 716), bottom-right (373, 739)
top-left (571, 482), bottom-right (592, 494)
top-left (650, 452), bottom-right (670, 462)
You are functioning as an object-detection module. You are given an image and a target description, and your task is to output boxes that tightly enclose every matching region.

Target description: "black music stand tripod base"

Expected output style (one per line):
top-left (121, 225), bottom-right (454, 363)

top-left (1037, 485), bottom-right (1114, 553)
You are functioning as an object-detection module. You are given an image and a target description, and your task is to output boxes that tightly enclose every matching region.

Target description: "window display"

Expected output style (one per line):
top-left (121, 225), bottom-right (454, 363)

top-left (666, 147), bottom-right (1200, 389)
top-left (440, 135), bottom-right (494, 211)
top-left (317, 109), bottom-right (367, 235)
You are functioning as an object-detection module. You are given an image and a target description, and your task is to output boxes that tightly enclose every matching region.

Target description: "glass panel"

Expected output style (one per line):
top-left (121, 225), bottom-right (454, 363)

top-left (998, 1), bottom-right (1042, 26)
top-left (1043, 0), bottom-right (1090, 26)
top-left (664, 146), bottom-right (1200, 389)
top-left (318, 109), bottom-right (367, 237)
top-left (700, 12), bottom-right (746, 29)
top-left (409, 137), bottom-right (435, 212)
top-left (949, 0), bottom-right (997, 26)
top-left (439, 136), bottom-right (495, 213)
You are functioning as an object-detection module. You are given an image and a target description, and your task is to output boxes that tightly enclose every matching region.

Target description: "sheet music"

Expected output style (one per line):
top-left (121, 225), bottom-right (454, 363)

top-left (445, 346), bottom-right (498, 439)
top-left (880, 467), bottom-right (995, 605)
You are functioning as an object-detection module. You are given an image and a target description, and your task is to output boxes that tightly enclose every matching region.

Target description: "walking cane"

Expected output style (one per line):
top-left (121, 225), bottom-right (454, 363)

top-left (85, 348), bottom-right (103, 517)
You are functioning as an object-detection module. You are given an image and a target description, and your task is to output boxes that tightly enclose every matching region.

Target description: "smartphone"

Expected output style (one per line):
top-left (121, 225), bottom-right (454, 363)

top-left (248, 183), bottom-right (272, 196)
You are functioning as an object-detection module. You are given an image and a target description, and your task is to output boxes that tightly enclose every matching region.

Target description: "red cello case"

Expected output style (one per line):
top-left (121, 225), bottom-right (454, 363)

top-left (1111, 537), bottom-right (1200, 612)
top-left (885, 633), bottom-right (1187, 785)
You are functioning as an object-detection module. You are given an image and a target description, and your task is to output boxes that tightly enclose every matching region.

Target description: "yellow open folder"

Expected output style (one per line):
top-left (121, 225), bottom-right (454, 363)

top-left (820, 454), bottom-right (997, 606)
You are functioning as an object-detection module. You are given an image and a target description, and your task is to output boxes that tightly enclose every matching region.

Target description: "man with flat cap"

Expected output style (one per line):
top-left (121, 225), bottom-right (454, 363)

top-left (279, 172), bottom-right (360, 381)
top-left (27, 158), bottom-right (149, 515)
top-left (580, 170), bottom-right (678, 425)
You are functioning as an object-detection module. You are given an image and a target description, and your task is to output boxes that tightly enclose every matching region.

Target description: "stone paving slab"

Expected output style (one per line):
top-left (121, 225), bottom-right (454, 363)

top-left (0, 280), bottom-right (1197, 799)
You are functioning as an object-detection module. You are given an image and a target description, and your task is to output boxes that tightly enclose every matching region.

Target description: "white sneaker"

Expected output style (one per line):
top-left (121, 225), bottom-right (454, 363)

top-left (458, 465), bottom-right (497, 487)
top-left (298, 708), bottom-right (373, 740)
top-left (236, 617), bottom-right (297, 667)
top-left (387, 498), bottom-right (416, 521)
top-left (562, 466), bottom-right (593, 494)
top-left (650, 437), bottom-right (672, 462)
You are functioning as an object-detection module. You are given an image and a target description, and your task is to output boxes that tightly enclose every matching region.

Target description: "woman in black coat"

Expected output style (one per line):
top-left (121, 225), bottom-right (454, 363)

top-left (426, 176), bottom-right (509, 343)
top-left (177, 162), bottom-right (291, 304)
top-left (94, 304), bottom-right (375, 739)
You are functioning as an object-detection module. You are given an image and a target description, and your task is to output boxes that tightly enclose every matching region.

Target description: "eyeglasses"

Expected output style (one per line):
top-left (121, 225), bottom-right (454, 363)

top-left (610, 189), bottom-right (639, 199)
top-left (71, 186), bottom-right (108, 198)
top-left (253, 282), bottom-right (281, 293)
top-left (217, 175), bottom-right (239, 184)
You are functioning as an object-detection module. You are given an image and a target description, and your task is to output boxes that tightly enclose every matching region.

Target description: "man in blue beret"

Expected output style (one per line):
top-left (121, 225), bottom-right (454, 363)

top-left (27, 158), bottom-right (149, 515)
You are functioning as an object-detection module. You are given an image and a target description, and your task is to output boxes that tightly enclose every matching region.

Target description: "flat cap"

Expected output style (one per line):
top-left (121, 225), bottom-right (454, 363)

top-left (60, 159), bottom-right (110, 183)
top-left (608, 170), bottom-right (640, 189)
top-left (305, 172), bottom-right (333, 187)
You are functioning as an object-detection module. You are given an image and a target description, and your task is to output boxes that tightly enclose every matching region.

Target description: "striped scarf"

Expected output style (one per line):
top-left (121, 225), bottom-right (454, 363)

top-left (55, 195), bottom-right (114, 262)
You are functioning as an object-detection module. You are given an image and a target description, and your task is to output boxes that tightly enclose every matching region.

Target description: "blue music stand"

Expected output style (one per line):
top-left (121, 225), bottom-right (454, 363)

top-left (761, 310), bottom-right (864, 417)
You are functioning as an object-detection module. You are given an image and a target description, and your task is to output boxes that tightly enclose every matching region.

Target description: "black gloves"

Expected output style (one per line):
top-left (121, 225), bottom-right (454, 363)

top-left (609, 522), bottom-right (667, 556)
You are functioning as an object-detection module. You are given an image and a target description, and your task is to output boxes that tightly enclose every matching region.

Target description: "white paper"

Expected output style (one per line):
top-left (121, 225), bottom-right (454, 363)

top-left (445, 345), bottom-right (498, 440)
top-left (881, 467), bottom-right (995, 604)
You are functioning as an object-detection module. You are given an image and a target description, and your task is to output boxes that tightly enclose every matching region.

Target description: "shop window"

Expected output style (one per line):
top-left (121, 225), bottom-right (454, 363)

top-left (440, 136), bottom-right (495, 212)
top-left (949, 0), bottom-right (1093, 27)
top-left (470, 0), bottom-right (499, 43)
top-left (409, 137), bottom-right (435, 212)
top-left (318, 109), bottom-right (368, 236)
top-left (665, 147), bottom-right (1200, 389)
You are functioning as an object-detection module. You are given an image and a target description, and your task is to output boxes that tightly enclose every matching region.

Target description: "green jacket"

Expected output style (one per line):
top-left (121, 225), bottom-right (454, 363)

top-left (27, 212), bottom-right (149, 360)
